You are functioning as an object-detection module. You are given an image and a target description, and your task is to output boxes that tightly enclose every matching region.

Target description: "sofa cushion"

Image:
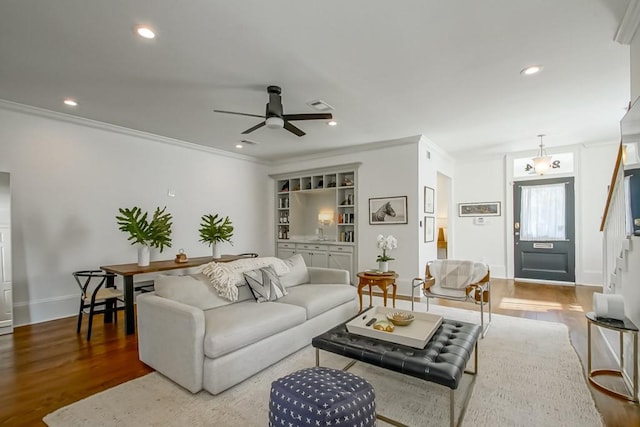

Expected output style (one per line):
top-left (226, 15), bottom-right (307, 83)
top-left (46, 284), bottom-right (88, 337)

top-left (279, 254), bottom-right (310, 288)
top-left (277, 284), bottom-right (357, 319)
top-left (203, 301), bottom-right (306, 358)
top-left (244, 266), bottom-right (287, 302)
top-left (153, 274), bottom-right (233, 310)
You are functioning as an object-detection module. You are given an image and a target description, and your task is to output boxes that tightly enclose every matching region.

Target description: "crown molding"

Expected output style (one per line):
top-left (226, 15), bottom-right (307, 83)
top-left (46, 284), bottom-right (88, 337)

top-left (614, 0), bottom-right (640, 45)
top-left (0, 99), bottom-right (268, 165)
top-left (268, 135), bottom-right (422, 166)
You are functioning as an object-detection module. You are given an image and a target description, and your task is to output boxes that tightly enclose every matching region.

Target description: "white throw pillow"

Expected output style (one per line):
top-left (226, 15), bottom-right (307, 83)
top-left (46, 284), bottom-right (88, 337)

top-left (279, 254), bottom-right (310, 288)
top-left (153, 273), bottom-right (232, 310)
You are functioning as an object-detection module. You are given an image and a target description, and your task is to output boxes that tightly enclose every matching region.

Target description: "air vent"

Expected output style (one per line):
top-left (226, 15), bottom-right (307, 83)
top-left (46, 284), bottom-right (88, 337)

top-left (306, 100), bottom-right (334, 112)
top-left (241, 139), bottom-right (260, 145)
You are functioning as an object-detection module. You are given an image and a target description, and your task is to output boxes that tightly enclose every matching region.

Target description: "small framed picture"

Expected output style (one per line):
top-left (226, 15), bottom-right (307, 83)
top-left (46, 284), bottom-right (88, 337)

top-left (369, 196), bottom-right (408, 224)
top-left (424, 216), bottom-right (435, 243)
top-left (458, 201), bottom-right (501, 217)
top-left (424, 186), bottom-right (434, 214)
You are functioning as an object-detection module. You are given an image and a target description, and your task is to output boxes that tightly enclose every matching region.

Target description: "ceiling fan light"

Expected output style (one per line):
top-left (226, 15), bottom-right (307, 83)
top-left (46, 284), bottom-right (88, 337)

top-left (266, 116), bottom-right (284, 129)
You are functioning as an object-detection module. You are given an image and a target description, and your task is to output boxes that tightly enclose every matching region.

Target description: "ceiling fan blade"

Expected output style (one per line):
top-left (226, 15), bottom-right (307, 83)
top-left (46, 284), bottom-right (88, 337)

top-left (284, 121), bottom-right (306, 137)
top-left (241, 121), bottom-right (266, 134)
top-left (214, 109), bottom-right (264, 119)
top-left (283, 113), bottom-right (333, 121)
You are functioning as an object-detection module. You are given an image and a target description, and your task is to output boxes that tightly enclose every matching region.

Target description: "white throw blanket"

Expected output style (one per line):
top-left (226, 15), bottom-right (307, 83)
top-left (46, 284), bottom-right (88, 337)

top-left (199, 257), bottom-right (290, 301)
top-left (437, 260), bottom-right (488, 289)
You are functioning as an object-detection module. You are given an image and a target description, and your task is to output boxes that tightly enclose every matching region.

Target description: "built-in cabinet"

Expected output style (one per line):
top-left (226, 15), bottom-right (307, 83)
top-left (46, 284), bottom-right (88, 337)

top-left (271, 163), bottom-right (360, 282)
top-left (277, 242), bottom-right (355, 282)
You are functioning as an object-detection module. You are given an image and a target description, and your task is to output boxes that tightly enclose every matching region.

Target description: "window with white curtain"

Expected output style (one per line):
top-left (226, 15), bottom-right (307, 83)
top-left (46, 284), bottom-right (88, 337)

top-left (520, 183), bottom-right (566, 241)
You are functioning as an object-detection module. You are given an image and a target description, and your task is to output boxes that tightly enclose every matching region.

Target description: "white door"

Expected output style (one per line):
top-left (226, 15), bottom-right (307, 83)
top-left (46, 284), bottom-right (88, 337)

top-left (0, 226), bottom-right (12, 334)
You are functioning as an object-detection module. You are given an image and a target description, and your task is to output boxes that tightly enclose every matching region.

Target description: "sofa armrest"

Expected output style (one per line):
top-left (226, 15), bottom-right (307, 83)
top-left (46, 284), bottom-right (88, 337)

top-left (136, 293), bottom-right (206, 393)
top-left (307, 267), bottom-right (350, 285)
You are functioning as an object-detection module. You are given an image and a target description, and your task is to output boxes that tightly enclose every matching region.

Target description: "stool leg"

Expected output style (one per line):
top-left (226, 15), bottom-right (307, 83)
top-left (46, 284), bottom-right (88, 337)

top-left (392, 284), bottom-right (397, 308)
top-left (383, 286), bottom-right (388, 307)
top-left (368, 285), bottom-right (373, 308)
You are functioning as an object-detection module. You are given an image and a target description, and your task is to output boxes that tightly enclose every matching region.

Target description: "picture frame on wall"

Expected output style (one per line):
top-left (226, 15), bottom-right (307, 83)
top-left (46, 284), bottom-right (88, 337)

top-left (424, 186), bottom-right (434, 214)
top-left (424, 216), bottom-right (434, 243)
top-left (458, 201), bottom-right (501, 217)
top-left (369, 196), bottom-right (408, 224)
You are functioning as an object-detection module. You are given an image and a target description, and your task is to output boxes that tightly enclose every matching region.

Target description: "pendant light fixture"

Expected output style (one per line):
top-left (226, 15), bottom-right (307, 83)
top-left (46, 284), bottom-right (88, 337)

top-left (532, 134), bottom-right (552, 175)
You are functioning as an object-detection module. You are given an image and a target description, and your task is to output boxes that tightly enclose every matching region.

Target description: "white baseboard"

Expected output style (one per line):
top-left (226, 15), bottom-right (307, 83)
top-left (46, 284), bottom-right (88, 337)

top-left (514, 278), bottom-right (576, 286)
top-left (13, 295), bottom-right (78, 326)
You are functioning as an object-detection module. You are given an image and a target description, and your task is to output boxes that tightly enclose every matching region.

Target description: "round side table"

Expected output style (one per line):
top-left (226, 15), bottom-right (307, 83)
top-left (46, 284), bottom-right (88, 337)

top-left (586, 311), bottom-right (638, 403)
top-left (356, 271), bottom-right (398, 312)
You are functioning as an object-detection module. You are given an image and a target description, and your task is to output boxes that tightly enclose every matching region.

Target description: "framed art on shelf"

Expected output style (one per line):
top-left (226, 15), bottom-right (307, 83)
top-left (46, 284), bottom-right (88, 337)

top-left (458, 201), bottom-right (501, 217)
top-left (424, 186), bottom-right (434, 214)
top-left (369, 196), bottom-right (408, 224)
top-left (424, 216), bottom-right (434, 243)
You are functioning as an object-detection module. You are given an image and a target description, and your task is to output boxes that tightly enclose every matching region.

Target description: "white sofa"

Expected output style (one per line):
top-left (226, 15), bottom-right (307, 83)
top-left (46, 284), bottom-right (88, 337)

top-left (136, 255), bottom-right (358, 394)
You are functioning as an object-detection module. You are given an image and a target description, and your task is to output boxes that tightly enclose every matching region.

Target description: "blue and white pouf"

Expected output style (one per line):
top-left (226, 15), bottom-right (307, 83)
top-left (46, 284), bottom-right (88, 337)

top-left (268, 367), bottom-right (376, 427)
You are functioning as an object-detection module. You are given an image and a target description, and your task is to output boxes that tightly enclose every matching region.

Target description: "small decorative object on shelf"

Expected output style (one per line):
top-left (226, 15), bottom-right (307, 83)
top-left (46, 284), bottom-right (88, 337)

top-left (174, 248), bottom-right (188, 263)
top-left (342, 177), bottom-right (354, 186)
top-left (376, 234), bottom-right (397, 272)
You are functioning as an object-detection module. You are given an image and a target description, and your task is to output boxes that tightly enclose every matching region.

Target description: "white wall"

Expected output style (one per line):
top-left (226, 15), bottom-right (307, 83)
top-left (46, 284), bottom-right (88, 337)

top-left (454, 142), bottom-right (618, 283)
top-left (580, 143), bottom-right (620, 284)
top-left (452, 156), bottom-right (507, 277)
top-left (631, 27), bottom-right (640, 104)
top-left (0, 105), bottom-right (272, 325)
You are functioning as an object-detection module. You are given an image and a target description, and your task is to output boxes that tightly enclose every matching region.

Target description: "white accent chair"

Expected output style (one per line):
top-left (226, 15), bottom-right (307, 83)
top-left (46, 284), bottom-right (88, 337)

top-left (411, 260), bottom-right (491, 338)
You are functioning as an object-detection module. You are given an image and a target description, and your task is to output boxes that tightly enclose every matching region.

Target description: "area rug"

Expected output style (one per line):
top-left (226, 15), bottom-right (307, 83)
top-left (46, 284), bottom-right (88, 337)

top-left (44, 303), bottom-right (603, 426)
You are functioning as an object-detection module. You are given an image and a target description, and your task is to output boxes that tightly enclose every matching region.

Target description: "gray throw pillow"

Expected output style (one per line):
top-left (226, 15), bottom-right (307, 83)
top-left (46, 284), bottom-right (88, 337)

top-left (244, 266), bottom-right (288, 302)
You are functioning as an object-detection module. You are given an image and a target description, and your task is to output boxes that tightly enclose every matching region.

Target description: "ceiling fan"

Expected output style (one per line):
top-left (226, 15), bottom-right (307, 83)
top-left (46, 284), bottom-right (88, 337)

top-left (214, 85), bottom-right (333, 137)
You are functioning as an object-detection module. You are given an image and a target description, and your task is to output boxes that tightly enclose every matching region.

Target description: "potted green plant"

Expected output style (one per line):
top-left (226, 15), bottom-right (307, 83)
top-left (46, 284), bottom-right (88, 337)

top-left (199, 213), bottom-right (234, 259)
top-left (116, 206), bottom-right (173, 266)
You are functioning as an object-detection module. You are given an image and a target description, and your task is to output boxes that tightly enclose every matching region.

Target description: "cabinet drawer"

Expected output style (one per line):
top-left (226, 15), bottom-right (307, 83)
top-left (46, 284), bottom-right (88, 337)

top-left (296, 243), bottom-right (327, 251)
top-left (278, 243), bottom-right (295, 249)
top-left (329, 245), bottom-right (353, 253)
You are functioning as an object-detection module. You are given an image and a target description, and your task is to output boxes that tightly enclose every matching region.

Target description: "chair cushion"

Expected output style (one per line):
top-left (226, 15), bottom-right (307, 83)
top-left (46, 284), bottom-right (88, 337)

top-left (203, 301), bottom-right (306, 358)
top-left (244, 266), bottom-right (288, 302)
top-left (277, 284), bottom-right (356, 319)
top-left (279, 254), bottom-right (310, 288)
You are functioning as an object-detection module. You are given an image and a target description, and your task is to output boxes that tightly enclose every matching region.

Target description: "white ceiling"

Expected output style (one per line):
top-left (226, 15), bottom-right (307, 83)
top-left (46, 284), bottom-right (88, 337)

top-left (0, 1), bottom-right (632, 162)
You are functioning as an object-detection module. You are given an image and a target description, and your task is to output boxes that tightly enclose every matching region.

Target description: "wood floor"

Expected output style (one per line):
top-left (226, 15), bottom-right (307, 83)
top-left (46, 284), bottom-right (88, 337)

top-left (0, 280), bottom-right (638, 426)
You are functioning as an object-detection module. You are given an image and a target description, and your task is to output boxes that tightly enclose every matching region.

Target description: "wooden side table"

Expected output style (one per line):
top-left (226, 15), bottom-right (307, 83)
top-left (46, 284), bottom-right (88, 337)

top-left (586, 311), bottom-right (638, 403)
top-left (356, 271), bottom-right (398, 312)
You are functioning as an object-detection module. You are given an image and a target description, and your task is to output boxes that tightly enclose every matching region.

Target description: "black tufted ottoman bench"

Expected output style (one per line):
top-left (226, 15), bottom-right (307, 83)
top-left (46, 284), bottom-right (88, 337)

top-left (312, 310), bottom-right (481, 427)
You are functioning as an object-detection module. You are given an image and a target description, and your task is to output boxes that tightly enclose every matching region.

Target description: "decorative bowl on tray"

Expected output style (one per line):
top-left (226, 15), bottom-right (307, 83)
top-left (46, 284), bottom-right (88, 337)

top-left (386, 311), bottom-right (415, 326)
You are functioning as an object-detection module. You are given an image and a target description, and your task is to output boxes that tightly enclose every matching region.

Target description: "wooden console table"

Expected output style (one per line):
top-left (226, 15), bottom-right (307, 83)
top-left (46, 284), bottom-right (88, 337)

top-left (356, 271), bottom-right (398, 312)
top-left (101, 255), bottom-right (245, 335)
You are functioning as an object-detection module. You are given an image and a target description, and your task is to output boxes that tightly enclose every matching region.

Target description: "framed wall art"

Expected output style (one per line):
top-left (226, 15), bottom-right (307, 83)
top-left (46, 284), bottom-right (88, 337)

top-left (369, 196), bottom-right (408, 224)
top-left (458, 201), bottom-right (501, 217)
top-left (424, 186), bottom-right (434, 214)
top-left (424, 216), bottom-right (435, 243)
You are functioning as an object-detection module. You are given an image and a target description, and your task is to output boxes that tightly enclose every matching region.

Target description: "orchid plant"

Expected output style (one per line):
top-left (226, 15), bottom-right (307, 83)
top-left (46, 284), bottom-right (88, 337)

top-left (375, 234), bottom-right (398, 262)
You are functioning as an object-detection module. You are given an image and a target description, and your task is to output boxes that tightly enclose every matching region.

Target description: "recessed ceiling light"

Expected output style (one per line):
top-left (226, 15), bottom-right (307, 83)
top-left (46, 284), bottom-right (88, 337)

top-left (327, 120), bottom-right (338, 126)
top-left (63, 99), bottom-right (78, 107)
top-left (235, 144), bottom-right (243, 149)
top-left (520, 65), bottom-right (543, 76)
top-left (135, 25), bottom-right (156, 39)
